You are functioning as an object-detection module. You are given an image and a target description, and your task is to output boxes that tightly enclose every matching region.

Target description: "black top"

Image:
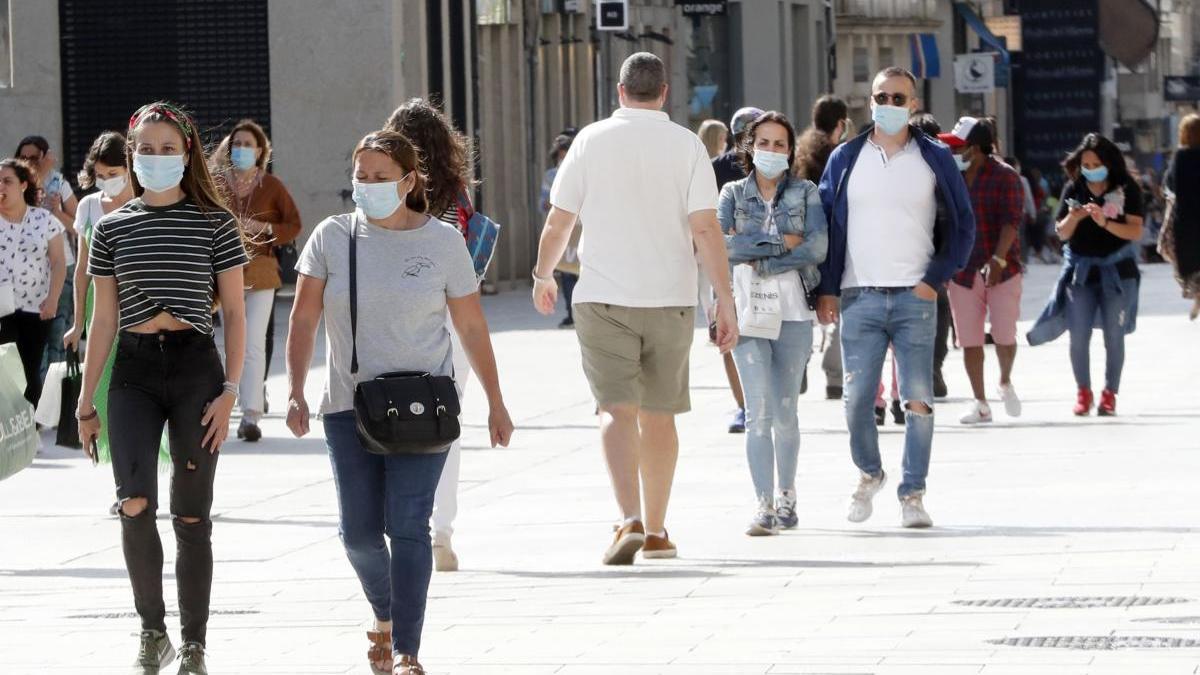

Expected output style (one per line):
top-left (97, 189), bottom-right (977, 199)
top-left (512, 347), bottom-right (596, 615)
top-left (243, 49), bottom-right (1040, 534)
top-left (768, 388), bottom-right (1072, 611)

top-left (712, 150), bottom-right (746, 191)
top-left (1164, 148), bottom-right (1200, 280)
top-left (1057, 176), bottom-right (1143, 258)
top-left (88, 198), bottom-right (249, 334)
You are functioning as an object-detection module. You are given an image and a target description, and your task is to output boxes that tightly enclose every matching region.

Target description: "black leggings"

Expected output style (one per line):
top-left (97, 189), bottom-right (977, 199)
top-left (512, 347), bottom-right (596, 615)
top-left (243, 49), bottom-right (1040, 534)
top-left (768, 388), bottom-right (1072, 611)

top-left (109, 329), bottom-right (224, 646)
top-left (0, 310), bottom-right (51, 405)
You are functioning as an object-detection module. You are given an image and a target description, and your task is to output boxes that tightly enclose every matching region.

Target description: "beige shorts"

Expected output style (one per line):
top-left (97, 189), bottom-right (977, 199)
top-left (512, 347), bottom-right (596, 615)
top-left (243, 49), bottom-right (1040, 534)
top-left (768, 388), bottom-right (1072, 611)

top-left (574, 303), bottom-right (695, 414)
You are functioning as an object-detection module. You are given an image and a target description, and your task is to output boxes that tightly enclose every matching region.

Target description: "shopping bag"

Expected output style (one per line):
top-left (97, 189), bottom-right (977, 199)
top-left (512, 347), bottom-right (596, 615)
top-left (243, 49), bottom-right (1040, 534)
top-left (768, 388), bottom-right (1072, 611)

top-left (0, 344), bottom-right (39, 481)
top-left (733, 265), bottom-right (783, 340)
top-left (55, 350), bottom-right (82, 449)
top-left (34, 361), bottom-right (67, 428)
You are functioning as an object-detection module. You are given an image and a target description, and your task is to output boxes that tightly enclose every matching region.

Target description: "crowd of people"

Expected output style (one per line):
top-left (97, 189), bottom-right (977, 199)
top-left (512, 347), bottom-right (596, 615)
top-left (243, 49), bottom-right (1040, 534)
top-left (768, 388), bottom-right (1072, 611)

top-left (2, 51), bottom-right (1197, 674)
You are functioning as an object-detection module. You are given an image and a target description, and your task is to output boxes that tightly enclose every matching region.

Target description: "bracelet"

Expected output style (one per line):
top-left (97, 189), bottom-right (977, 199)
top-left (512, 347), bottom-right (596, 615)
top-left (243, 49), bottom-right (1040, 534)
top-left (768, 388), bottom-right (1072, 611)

top-left (76, 408), bottom-right (98, 422)
top-left (531, 269), bottom-right (554, 283)
top-left (222, 381), bottom-right (239, 398)
top-left (991, 255), bottom-right (1008, 269)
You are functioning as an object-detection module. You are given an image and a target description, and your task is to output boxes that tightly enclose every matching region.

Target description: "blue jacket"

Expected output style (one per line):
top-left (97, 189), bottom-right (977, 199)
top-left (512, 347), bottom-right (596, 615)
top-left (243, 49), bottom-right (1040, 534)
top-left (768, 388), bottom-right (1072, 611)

top-left (816, 126), bottom-right (976, 296)
top-left (1026, 244), bottom-right (1140, 346)
top-left (718, 170), bottom-right (828, 294)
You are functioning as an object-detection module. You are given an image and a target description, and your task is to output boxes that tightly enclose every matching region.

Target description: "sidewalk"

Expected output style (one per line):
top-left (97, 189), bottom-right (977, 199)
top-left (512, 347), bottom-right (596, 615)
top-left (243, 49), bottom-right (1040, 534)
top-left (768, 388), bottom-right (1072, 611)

top-left (1, 264), bottom-right (1199, 674)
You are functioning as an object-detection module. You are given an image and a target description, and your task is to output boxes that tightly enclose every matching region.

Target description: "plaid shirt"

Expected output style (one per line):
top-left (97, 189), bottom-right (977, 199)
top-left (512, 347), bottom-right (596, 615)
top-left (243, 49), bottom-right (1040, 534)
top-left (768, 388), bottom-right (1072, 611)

top-left (954, 157), bottom-right (1024, 287)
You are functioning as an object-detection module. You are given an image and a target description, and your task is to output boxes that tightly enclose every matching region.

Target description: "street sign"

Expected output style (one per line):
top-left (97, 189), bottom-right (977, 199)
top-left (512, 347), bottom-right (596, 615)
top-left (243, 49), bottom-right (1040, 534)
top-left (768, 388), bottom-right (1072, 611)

top-left (1164, 76), bottom-right (1200, 102)
top-left (955, 53), bottom-right (996, 94)
top-left (597, 0), bottom-right (628, 30)
top-left (676, 0), bottom-right (726, 16)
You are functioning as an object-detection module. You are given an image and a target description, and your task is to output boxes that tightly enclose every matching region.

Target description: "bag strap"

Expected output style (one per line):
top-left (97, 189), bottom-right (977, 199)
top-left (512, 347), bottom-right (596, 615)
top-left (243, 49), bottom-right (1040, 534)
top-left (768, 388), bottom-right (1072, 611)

top-left (349, 215), bottom-right (359, 375)
top-left (66, 348), bottom-right (81, 378)
top-left (454, 188), bottom-right (475, 218)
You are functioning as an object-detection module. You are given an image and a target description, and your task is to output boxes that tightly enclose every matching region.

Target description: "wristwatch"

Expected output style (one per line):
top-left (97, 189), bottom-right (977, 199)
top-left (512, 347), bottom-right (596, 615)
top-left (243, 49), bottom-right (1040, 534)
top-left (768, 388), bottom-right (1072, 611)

top-left (991, 255), bottom-right (1008, 269)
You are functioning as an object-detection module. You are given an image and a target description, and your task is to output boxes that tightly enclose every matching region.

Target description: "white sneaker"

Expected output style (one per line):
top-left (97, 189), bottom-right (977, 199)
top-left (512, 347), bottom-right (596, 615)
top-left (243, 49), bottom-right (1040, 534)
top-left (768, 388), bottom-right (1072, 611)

top-left (998, 383), bottom-right (1022, 417)
top-left (746, 496), bottom-right (779, 537)
top-left (432, 531), bottom-right (459, 572)
top-left (847, 470), bottom-right (887, 523)
top-left (959, 400), bottom-right (993, 425)
top-left (901, 493), bottom-right (933, 528)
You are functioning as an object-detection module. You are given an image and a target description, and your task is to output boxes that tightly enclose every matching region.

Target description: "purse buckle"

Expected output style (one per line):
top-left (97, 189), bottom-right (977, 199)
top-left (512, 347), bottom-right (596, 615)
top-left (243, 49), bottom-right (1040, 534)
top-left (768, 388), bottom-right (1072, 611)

top-left (387, 407), bottom-right (399, 417)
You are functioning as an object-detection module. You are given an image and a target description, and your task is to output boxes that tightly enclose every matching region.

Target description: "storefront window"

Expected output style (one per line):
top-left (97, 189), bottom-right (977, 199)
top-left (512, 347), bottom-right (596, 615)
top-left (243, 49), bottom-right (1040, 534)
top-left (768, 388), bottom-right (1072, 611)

top-left (685, 14), bottom-right (731, 134)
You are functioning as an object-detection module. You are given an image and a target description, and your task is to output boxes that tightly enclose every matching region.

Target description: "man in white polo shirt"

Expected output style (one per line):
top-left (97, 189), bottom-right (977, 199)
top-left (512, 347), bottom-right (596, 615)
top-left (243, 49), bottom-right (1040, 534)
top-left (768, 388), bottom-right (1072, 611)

top-left (816, 67), bottom-right (975, 528)
top-left (532, 52), bottom-right (738, 565)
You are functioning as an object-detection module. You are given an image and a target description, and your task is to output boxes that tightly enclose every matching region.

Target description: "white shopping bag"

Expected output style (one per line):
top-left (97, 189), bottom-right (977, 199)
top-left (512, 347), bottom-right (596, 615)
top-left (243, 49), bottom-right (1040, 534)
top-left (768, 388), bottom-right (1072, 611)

top-left (34, 360), bottom-right (68, 428)
top-left (733, 265), bottom-right (782, 340)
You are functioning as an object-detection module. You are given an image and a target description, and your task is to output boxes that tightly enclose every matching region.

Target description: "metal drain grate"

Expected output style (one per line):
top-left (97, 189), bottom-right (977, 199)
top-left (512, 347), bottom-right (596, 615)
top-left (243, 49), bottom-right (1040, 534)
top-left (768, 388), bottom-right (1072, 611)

top-left (991, 635), bottom-right (1200, 650)
top-left (954, 596), bottom-right (1191, 609)
top-left (1134, 616), bottom-right (1200, 624)
top-left (68, 609), bottom-right (259, 620)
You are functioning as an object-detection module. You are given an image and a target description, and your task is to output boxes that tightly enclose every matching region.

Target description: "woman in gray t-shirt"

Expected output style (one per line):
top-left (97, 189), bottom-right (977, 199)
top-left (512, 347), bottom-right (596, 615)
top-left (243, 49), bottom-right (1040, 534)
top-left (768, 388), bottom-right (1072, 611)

top-left (286, 130), bottom-right (513, 675)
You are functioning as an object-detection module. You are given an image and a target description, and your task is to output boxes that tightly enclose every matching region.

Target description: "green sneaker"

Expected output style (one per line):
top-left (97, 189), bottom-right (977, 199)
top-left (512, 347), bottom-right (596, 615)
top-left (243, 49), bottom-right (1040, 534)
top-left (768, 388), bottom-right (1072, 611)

top-left (134, 629), bottom-right (175, 672)
top-left (176, 642), bottom-right (207, 675)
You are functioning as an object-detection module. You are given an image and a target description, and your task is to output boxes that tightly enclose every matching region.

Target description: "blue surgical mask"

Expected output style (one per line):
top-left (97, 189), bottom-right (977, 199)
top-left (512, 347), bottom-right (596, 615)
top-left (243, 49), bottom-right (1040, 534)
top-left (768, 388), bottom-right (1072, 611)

top-left (132, 153), bottom-right (186, 193)
top-left (872, 104), bottom-right (910, 136)
top-left (231, 147), bottom-right (257, 171)
top-left (954, 153), bottom-right (971, 172)
top-left (753, 150), bottom-right (790, 179)
top-left (1081, 165), bottom-right (1109, 183)
top-left (352, 178), bottom-right (409, 220)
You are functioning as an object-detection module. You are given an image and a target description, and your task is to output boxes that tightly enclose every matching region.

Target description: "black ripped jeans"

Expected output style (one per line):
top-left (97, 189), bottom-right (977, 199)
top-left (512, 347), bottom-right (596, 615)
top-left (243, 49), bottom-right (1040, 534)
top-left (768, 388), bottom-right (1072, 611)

top-left (108, 329), bottom-right (224, 646)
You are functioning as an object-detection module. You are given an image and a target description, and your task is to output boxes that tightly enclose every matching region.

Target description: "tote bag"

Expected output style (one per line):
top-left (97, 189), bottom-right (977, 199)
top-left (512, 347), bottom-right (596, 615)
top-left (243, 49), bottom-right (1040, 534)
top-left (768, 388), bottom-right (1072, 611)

top-left (733, 265), bottom-right (782, 340)
top-left (0, 344), bottom-right (39, 481)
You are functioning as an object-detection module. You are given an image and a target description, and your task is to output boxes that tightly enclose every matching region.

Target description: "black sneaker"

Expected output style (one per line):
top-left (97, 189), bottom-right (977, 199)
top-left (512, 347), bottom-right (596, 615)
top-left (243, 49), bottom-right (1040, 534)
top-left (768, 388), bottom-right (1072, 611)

top-left (237, 419), bottom-right (262, 443)
top-left (890, 400), bottom-right (906, 425)
top-left (933, 369), bottom-right (948, 398)
top-left (825, 385), bottom-right (843, 400)
top-left (134, 629), bottom-right (175, 672)
top-left (558, 317), bottom-right (575, 329)
top-left (177, 642), bottom-right (207, 675)
top-left (874, 406), bottom-right (886, 426)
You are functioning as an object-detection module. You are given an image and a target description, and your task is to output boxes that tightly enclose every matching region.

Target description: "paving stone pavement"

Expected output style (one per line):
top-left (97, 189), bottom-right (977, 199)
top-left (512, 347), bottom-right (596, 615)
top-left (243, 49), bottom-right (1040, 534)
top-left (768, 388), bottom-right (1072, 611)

top-left (1, 264), bottom-right (1198, 674)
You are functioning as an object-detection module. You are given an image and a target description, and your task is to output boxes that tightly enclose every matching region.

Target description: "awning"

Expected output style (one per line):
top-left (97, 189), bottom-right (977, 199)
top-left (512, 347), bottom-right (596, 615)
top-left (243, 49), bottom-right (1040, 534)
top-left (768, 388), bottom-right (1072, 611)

top-left (953, 2), bottom-right (1010, 63)
top-left (909, 33), bottom-right (941, 79)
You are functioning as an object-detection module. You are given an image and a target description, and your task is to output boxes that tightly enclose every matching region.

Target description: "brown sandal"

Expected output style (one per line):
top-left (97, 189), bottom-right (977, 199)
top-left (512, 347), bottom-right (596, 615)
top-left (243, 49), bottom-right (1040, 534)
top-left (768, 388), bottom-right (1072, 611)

top-left (366, 630), bottom-right (393, 674)
top-left (394, 654), bottom-right (425, 675)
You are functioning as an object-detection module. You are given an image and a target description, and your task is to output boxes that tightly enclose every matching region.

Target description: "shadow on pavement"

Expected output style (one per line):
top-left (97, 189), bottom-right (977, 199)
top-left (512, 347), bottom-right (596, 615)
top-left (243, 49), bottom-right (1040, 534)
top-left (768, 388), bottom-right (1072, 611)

top-left (213, 515), bottom-right (337, 529)
top-left (815, 525), bottom-right (1198, 539)
top-left (1, 567), bottom-right (161, 580)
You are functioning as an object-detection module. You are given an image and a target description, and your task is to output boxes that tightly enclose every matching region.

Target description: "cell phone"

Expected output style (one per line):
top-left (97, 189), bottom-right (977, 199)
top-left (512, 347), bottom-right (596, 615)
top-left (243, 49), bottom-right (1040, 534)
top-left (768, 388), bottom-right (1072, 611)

top-left (88, 438), bottom-right (98, 466)
top-left (1066, 198), bottom-right (1083, 209)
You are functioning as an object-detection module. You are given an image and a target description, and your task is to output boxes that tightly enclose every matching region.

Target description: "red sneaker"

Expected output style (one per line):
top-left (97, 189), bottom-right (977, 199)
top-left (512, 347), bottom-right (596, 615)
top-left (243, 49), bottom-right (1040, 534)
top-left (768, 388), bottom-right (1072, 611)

top-left (1073, 388), bottom-right (1093, 416)
top-left (1097, 389), bottom-right (1117, 416)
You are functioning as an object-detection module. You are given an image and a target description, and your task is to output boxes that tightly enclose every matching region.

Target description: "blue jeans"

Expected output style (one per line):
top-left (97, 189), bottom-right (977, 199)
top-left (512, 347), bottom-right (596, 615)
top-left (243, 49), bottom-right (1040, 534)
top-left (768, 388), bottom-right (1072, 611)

top-left (1065, 282), bottom-right (1126, 392)
top-left (840, 288), bottom-right (936, 498)
top-left (324, 412), bottom-right (449, 656)
top-left (732, 321), bottom-right (814, 501)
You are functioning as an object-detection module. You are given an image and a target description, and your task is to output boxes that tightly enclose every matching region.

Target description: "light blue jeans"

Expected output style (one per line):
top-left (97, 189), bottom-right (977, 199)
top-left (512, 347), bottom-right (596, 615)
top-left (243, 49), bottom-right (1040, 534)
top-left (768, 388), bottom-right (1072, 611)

top-left (840, 288), bottom-right (936, 498)
top-left (732, 320), bottom-right (814, 501)
top-left (1065, 281), bottom-right (1127, 392)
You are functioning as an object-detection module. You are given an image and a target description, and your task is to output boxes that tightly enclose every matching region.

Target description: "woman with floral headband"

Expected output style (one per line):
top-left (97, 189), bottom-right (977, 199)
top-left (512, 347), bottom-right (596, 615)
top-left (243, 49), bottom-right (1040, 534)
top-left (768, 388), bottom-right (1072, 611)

top-left (77, 101), bottom-right (248, 675)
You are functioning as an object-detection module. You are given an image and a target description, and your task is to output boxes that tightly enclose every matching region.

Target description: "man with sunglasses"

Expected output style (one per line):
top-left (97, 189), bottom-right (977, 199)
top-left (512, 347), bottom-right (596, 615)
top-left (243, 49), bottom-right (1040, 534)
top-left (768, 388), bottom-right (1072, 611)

top-left (815, 67), bottom-right (975, 528)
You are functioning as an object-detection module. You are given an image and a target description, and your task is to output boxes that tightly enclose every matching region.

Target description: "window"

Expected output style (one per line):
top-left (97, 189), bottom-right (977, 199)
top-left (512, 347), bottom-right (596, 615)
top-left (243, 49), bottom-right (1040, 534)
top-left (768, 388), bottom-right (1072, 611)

top-left (0, 0), bottom-right (10, 88)
top-left (853, 47), bottom-right (869, 82)
top-left (878, 46), bottom-right (894, 71)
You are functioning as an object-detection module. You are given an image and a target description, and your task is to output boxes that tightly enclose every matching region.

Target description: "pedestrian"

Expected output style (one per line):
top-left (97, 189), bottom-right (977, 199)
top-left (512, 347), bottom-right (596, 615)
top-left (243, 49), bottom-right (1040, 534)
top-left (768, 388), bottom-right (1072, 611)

top-left (940, 118), bottom-right (1025, 424)
top-left (1160, 113), bottom-right (1200, 319)
top-left (16, 136), bottom-right (78, 379)
top-left (542, 132), bottom-right (581, 328)
top-left (285, 130), bottom-right (513, 675)
top-left (383, 98), bottom-right (478, 572)
top-left (0, 157), bottom-right (67, 404)
top-left (532, 52), bottom-right (737, 564)
top-left (211, 119), bottom-right (303, 442)
top-left (816, 67), bottom-right (975, 529)
top-left (698, 119), bottom-right (728, 160)
top-left (718, 110), bottom-right (827, 536)
top-left (65, 132), bottom-right (168, 496)
top-left (795, 95), bottom-right (851, 401)
top-left (76, 101), bottom-right (249, 675)
top-left (712, 106), bottom-right (763, 433)
top-left (1028, 133), bottom-right (1144, 417)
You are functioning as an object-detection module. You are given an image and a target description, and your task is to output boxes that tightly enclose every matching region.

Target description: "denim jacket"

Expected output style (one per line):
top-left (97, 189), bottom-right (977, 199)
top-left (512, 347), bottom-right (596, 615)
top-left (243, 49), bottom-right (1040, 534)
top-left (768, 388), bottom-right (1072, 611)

top-left (717, 170), bottom-right (828, 293)
top-left (1026, 243), bottom-right (1139, 346)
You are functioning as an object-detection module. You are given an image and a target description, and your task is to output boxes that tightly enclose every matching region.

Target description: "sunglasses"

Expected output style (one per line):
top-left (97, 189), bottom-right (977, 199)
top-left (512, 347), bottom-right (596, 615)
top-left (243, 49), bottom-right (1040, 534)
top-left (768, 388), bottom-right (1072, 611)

top-left (18, 155), bottom-right (41, 163)
top-left (872, 92), bottom-right (909, 106)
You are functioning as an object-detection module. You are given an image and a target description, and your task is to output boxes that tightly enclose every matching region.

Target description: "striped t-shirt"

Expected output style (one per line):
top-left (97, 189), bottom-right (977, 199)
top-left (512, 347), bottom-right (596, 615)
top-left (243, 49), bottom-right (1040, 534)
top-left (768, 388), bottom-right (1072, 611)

top-left (88, 198), bottom-right (249, 334)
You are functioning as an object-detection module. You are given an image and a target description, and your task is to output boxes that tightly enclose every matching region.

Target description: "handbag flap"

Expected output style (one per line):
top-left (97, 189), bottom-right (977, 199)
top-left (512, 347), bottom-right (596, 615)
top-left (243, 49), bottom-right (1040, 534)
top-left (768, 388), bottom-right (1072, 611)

top-left (355, 373), bottom-right (460, 421)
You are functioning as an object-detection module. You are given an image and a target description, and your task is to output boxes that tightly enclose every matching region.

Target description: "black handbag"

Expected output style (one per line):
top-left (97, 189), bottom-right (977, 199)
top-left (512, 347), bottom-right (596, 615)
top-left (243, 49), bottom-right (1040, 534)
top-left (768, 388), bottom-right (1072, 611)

top-left (56, 349), bottom-right (82, 449)
top-left (348, 216), bottom-right (460, 455)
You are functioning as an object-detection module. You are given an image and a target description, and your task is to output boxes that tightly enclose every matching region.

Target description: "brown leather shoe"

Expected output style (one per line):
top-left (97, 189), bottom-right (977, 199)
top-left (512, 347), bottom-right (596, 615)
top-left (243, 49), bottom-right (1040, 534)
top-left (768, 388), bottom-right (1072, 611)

top-left (367, 630), bottom-right (392, 674)
top-left (393, 654), bottom-right (425, 675)
top-left (643, 530), bottom-right (677, 559)
top-left (602, 520), bottom-right (645, 565)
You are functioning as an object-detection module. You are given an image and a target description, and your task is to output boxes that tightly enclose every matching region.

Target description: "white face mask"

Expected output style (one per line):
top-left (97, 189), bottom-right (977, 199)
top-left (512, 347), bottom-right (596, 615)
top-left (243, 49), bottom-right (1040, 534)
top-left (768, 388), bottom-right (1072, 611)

top-left (96, 175), bottom-right (127, 198)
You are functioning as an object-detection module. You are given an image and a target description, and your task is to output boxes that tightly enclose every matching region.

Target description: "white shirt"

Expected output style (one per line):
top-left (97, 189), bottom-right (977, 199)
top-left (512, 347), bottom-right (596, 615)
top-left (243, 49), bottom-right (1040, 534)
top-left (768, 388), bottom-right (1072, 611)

top-left (842, 137), bottom-right (937, 289)
top-left (0, 206), bottom-right (64, 313)
top-left (762, 202), bottom-right (814, 322)
top-left (550, 107), bottom-right (719, 307)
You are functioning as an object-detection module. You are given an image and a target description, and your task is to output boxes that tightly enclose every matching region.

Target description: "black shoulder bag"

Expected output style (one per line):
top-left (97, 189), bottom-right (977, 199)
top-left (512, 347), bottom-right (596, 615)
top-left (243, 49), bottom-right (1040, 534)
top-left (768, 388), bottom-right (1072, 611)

top-left (349, 216), bottom-right (461, 455)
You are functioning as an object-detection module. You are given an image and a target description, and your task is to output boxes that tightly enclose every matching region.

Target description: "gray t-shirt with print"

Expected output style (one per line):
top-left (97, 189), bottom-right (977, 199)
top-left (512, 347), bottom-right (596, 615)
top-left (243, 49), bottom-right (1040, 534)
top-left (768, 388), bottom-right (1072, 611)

top-left (297, 212), bottom-right (478, 414)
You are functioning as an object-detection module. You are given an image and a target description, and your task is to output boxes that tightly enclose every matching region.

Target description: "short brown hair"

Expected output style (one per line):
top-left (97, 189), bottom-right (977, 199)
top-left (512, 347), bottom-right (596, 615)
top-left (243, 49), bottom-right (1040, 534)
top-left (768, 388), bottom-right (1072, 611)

top-left (353, 130), bottom-right (428, 213)
top-left (1180, 114), bottom-right (1200, 149)
top-left (619, 52), bottom-right (667, 102)
top-left (873, 66), bottom-right (917, 90)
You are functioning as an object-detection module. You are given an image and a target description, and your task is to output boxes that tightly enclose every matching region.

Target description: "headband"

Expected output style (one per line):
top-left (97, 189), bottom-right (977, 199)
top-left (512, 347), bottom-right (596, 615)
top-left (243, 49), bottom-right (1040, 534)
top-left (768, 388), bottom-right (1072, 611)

top-left (128, 103), bottom-right (195, 149)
